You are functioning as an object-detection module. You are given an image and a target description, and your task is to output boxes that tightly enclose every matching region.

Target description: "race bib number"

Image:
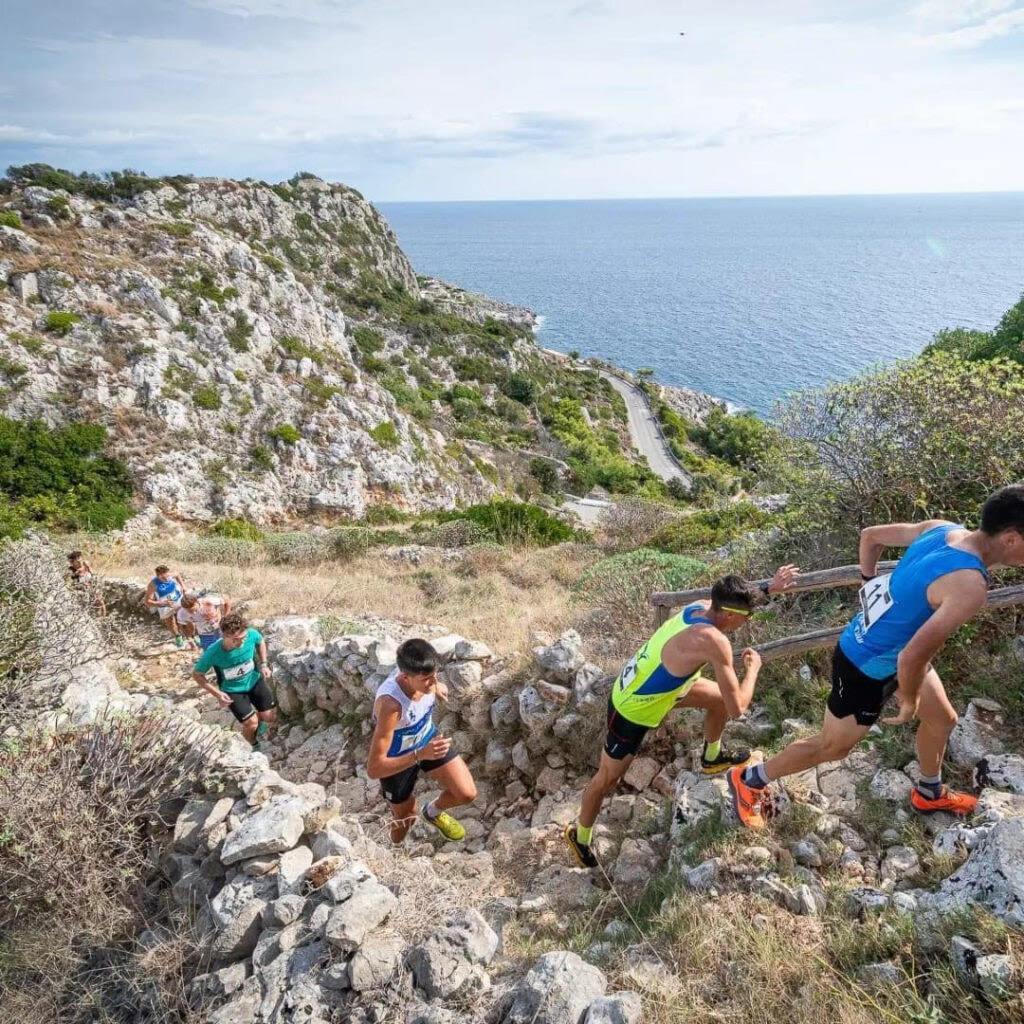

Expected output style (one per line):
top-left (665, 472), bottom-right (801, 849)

top-left (619, 654), bottom-right (640, 688)
top-left (859, 574), bottom-right (894, 631)
top-left (223, 659), bottom-right (255, 681)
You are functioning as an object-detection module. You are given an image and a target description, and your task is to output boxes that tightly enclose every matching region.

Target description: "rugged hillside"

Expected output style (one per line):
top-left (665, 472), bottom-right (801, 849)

top-left (0, 167), bottom-right (661, 525)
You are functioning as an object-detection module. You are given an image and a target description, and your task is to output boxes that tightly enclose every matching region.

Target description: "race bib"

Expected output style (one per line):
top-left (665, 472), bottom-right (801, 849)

top-left (619, 654), bottom-right (640, 688)
top-left (398, 716), bottom-right (433, 752)
top-left (859, 574), bottom-right (894, 631)
top-left (222, 659), bottom-right (255, 680)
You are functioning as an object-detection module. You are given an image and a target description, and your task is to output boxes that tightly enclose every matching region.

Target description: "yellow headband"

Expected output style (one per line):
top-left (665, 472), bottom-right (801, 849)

top-left (721, 605), bottom-right (752, 616)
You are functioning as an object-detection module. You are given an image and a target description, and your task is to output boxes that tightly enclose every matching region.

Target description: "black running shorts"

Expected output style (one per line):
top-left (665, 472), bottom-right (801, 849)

top-left (380, 746), bottom-right (459, 804)
top-left (227, 679), bottom-right (277, 722)
top-left (826, 643), bottom-right (898, 727)
top-left (604, 698), bottom-right (651, 760)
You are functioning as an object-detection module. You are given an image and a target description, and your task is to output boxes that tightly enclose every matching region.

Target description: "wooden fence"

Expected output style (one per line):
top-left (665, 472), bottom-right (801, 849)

top-left (650, 562), bottom-right (1024, 664)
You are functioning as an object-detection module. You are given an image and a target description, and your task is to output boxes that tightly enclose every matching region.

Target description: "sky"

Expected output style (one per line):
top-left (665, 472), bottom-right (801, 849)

top-left (3, 1), bottom-right (1024, 201)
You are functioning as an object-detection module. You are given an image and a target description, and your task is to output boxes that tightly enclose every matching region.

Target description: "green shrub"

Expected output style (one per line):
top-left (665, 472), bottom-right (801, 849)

top-left (769, 351), bottom-right (1024, 545)
top-left (268, 424), bottom-right (301, 445)
top-left (278, 334), bottom-right (322, 363)
top-left (364, 503), bottom-right (406, 525)
top-left (249, 444), bottom-right (274, 470)
top-left (181, 535), bottom-right (258, 565)
top-left (294, 212), bottom-right (314, 231)
top-left (691, 408), bottom-right (770, 468)
top-left (192, 385), bottom-right (221, 410)
top-left (426, 518), bottom-right (490, 548)
top-left (501, 372), bottom-right (538, 405)
top-left (578, 548), bottom-right (706, 596)
top-left (209, 517), bottom-right (264, 541)
top-left (330, 526), bottom-right (374, 561)
top-left (225, 312), bottom-right (252, 352)
top-left (369, 421), bottom-right (399, 447)
top-left (529, 457), bottom-right (561, 494)
top-left (44, 311), bottom-right (81, 336)
top-left (262, 255), bottom-right (285, 273)
top-left (925, 292), bottom-right (1024, 365)
top-left (0, 417), bottom-right (132, 537)
top-left (263, 532), bottom-right (331, 565)
top-left (439, 500), bottom-right (578, 547)
top-left (9, 333), bottom-right (44, 355)
top-left (303, 379), bottom-right (341, 407)
top-left (155, 221), bottom-right (193, 238)
top-left (0, 210), bottom-right (22, 229)
top-left (649, 502), bottom-right (770, 554)
top-left (352, 326), bottom-right (385, 355)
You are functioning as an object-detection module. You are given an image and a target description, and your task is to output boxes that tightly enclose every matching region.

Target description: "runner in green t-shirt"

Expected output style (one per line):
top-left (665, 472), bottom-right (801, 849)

top-left (192, 612), bottom-right (276, 745)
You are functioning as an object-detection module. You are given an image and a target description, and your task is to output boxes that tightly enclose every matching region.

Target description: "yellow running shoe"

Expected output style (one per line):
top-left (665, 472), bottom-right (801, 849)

top-left (422, 807), bottom-right (465, 842)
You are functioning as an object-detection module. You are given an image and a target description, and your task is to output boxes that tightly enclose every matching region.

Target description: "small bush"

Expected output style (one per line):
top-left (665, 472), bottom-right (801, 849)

top-left (330, 526), bottom-right (375, 561)
top-left (598, 497), bottom-right (680, 552)
top-left (352, 326), bottom-right (385, 355)
top-left (427, 518), bottom-right (491, 548)
top-left (225, 312), bottom-right (252, 352)
top-left (303, 378), bottom-right (341, 407)
top-left (278, 334), bottom-right (322, 364)
top-left (262, 254), bottom-right (285, 273)
top-left (691, 408), bottom-right (770, 468)
top-left (501, 371), bottom-right (538, 405)
top-left (192, 384), bottom-right (221, 410)
top-left (263, 531), bottom-right (331, 565)
top-left (364, 503), bottom-right (406, 525)
top-left (250, 444), bottom-right (274, 470)
top-left (209, 517), bottom-right (264, 541)
top-left (439, 500), bottom-right (578, 547)
top-left (369, 421), bottom-right (399, 447)
top-left (44, 311), bottom-right (81, 336)
top-left (529, 456), bottom-right (561, 494)
top-left (268, 424), bottom-right (301, 445)
top-left (649, 502), bottom-right (770, 554)
top-left (0, 210), bottom-right (22, 228)
top-left (155, 220), bottom-right (194, 238)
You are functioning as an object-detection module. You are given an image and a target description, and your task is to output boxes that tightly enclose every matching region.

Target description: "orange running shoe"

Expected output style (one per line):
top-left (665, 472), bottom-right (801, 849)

top-left (910, 787), bottom-right (977, 817)
top-left (726, 766), bottom-right (770, 829)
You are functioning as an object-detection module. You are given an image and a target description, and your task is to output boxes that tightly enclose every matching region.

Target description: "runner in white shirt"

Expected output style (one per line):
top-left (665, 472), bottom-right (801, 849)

top-left (177, 592), bottom-right (231, 651)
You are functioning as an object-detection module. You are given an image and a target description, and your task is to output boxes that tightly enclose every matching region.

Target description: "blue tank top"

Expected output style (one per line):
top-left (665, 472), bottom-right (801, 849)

top-left (152, 576), bottom-right (182, 602)
top-left (839, 524), bottom-right (987, 679)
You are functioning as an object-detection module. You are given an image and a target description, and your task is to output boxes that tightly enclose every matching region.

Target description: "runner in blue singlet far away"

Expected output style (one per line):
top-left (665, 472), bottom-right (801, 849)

top-left (145, 564), bottom-right (187, 648)
top-left (729, 483), bottom-right (1024, 829)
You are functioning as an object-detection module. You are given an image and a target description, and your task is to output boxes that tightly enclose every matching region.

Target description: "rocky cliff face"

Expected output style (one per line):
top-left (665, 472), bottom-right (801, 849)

top-left (0, 173), bottom-right (544, 523)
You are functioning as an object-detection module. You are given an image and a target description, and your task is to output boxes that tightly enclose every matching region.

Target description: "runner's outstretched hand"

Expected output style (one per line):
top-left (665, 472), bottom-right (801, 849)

top-left (768, 564), bottom-right (801, 594)
top-left (422, 735), bottom-right (451, 760)
top-left (216, 691), bottom-right (233, 708)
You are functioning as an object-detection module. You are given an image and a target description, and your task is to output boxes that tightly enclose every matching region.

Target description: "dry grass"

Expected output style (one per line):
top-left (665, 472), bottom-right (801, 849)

top-left (86, 538), bottom-right (601, 656)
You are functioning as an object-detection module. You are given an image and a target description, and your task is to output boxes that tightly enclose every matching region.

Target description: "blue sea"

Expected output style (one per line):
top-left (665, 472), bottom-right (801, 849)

top-left (380, 194), bottom-right (1024, 414)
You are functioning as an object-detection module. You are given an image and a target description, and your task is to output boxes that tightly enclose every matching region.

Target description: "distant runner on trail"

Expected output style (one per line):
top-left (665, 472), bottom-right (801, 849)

top-left (366, 638), bottom-right (477, 846)
top-left (565, 565), bottom-right (801, 869)
top-left (145, 564), bottom-right (186, 647)
top-left (177, 592), bottom-right (231, 651)
top-left (68, 550), bottom-right (105, 615)
top-left (728, 484), bottom-right (1024, 830)
top-left (191, 612), bottom-right (276, 745)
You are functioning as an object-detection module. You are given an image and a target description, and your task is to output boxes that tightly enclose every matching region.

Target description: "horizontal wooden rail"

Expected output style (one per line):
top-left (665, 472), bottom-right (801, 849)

top-left (651, 561), bottom-right (900, 614)
top-left (743, 582), bottom-right (1024, 664)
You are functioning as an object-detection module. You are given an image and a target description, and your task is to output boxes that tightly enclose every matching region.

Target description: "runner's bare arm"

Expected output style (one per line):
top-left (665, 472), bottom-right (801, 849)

top-left (859, 520), bottom-right (950, 576)
top-left (884, 572), bottom-right (987, 725)
top-left (366, 697), bottom-right (422, 779)
top-left (192, 667), bottom-right (231, 706)
top-left (145, 581), bottom-right (159, 606)
top-left (705, 632), bottom-right (759, 719)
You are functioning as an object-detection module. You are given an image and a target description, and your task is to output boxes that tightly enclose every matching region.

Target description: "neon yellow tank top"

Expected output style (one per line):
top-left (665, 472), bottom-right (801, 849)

top-left (610, 603), bottom-right (710, 727)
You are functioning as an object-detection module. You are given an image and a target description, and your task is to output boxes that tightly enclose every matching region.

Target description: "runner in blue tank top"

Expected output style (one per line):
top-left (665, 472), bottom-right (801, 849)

top-left (729, 484), bottom-right (1024, 829)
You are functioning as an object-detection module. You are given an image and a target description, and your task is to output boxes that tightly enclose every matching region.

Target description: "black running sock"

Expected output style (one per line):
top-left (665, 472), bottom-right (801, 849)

top-left (741, 763), bottom-right (771, 790)
top-left (916, 775), bottom-right (943, 800)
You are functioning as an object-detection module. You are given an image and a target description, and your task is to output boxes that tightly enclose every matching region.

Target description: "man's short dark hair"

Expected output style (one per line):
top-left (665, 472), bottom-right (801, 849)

top-left (397, 638), bottom-right (439, 676)
top-left (710, 574), bottom-right (761, 613)
top-left (68, 551), bottom-right (82, 560)
top-left (220, 612), bottom-right (248, 635)
top-left (155, 564), bottom-right (169, 574)
top-left (980, 484), bottom-right (1024, 536)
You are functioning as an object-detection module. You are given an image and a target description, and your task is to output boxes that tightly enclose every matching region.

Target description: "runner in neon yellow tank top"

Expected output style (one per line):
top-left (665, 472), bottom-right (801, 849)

top-left (566, 565), bottom-right (801, 869)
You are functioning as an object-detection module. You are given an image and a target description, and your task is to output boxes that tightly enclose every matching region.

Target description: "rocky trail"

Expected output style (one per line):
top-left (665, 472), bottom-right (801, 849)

top-left (91, 570), bottom-right (1024, 1020)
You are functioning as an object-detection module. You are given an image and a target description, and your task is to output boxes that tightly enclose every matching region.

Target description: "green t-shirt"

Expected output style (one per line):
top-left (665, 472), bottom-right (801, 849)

top-left (194, 628), bottom-right (264, 693)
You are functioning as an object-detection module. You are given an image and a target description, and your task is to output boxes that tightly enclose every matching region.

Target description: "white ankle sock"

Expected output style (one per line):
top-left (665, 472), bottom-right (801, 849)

top-left (425, 800), bottom-right (440, 819)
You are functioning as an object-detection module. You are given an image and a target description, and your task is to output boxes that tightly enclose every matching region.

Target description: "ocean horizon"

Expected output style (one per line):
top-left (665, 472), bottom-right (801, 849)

top-left (381, 192), bottom-right (1024, 414)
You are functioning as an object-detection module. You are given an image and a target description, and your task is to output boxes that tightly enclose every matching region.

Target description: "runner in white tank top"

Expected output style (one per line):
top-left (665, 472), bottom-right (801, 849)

top-left (366, 639), bottom-right (478, 846)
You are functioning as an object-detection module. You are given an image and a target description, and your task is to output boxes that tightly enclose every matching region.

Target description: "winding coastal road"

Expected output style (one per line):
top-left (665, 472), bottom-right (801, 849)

top-left (599, 371), bottom-right (689, 485)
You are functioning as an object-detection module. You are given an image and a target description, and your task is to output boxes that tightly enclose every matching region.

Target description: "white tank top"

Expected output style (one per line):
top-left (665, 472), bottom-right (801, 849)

top-left (374, 669), bottom-right (436, 757)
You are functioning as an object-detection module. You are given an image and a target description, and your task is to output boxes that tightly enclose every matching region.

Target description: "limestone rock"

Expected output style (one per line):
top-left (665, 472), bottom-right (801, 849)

top-left (173, 796), bottom-right (234, 854)
top-left (869, 768), bottom-right (913, 803)
top-left (533, 631), bottom-right (584, 683)
top-left (501, 950), bottom-right (606, 1024)
top-left (349, 931), bottom-right (406, 991)
top-left (408, 908), bottom-right (499, 999)
top-left (220, 798), bottom-right (305, 864)
top-left (324, 876), bottom-right (398, 952)
top-left (277, 844), bottom-right (314, 897)
top-left (584, 991), bottom-right (643, 1024)
top-left (881, 845), bottom-right (920, 881)
top-left (976, 754), bottom-right (1024, 794)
